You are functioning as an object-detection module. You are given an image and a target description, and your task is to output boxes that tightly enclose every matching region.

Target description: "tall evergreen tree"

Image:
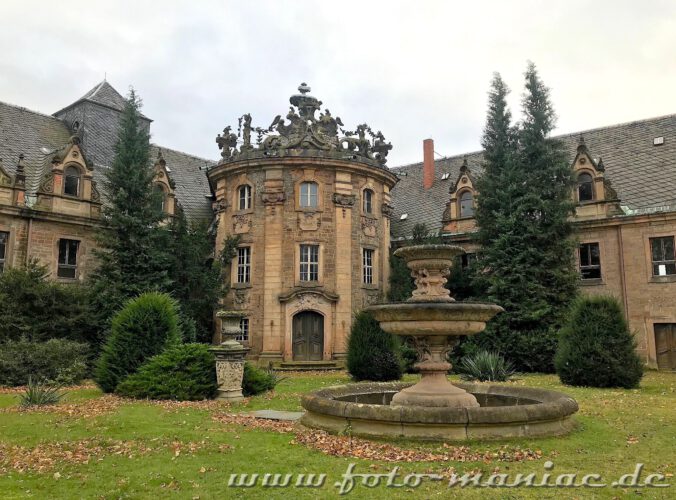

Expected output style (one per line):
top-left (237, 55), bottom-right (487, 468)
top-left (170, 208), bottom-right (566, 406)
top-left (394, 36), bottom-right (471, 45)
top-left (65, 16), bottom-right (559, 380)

top-left (90, 89), bottom-right (171, 331)
top-left (168, 207), bottom-right (224, 343)
top-left (468, 65), bottom-right (578, 372)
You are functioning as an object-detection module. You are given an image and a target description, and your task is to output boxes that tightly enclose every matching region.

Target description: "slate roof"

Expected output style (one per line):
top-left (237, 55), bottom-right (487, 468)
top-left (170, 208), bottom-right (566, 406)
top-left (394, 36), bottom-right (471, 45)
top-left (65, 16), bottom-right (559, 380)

top-left (53, 81), bottom-right (150, 120)
top-left (150, 144), bottom-right (215, 221)
top-left (0, 92), bottom-right (214, 221)
top-left (0, 100), bottom-right (72, 199)
top-left (390, 114), bottom-right (676, 238)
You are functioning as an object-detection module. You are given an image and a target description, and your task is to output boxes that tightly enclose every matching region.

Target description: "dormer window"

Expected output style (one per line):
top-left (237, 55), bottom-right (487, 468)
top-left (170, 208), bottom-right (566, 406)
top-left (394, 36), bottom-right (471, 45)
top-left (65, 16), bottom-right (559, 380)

top-left (459, 191), bottom-right (474, 218)
top-left (238, 184), bottom-right (252, 210)
top-left (363, 189), bottom-right (374, 214)
top-left (64, 166), bottom-right (81, 197)
top-left (300, 182), bottom-right (318, 209)
top-left (578, 173), bottom-right (594, 202)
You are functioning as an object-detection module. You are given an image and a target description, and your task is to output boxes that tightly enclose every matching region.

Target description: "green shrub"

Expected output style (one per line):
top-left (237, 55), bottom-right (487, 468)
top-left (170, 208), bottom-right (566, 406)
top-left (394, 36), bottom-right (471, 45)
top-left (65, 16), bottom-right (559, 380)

top-left (347, 311), bottom-right (403, 382)
top-left (242, 363), bottom-right (282, 396)
top-left (18, 377), bottom-right (65, 407)
top-left (456, 350), bottom-right (516, 382)
top-left (0, 338), bottom-right (90, 386)
top-left (116, 343), bottom-right (217, 400)
top-left (95, 292), bottom-right (182, 393)
top-left (399, 338), bottom-right (419, 374)
top-left (0, 260), bottom-right (99, 347)
top-left (555, 295), bottom-right (643, 388)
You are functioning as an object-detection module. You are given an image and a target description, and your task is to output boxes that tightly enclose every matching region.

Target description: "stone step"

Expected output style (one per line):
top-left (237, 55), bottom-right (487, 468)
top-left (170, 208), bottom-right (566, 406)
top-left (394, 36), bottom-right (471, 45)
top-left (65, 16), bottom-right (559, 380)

top-left (274, 361), bottom-right (344, 371)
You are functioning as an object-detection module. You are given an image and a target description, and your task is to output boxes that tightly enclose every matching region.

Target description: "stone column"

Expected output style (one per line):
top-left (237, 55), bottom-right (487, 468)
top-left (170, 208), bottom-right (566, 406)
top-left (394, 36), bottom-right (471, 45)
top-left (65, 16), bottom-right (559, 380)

top-left (211, 311), bottom-right (250, 402)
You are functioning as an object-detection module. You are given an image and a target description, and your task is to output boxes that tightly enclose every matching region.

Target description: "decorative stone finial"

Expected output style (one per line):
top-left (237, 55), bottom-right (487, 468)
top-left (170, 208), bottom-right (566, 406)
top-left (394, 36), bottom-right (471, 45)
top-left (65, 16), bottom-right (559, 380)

top-left (577, 135), bottom-right (588, 154)
top-left (597, 157), bottom-right (605, 172)
top-left (16, 154), bottom-right (25, 174)
top-left (298, 82), bottom-right (311, 94)
top-left (460, 156), bottom-right (469, 173)
top-left (156, 149), bottom-right (166, 167)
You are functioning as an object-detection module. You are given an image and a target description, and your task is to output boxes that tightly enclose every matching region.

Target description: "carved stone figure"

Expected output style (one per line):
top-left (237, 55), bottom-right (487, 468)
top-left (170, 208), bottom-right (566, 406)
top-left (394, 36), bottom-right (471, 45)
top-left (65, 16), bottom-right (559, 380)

top-left (216, 126), bottom-right (238, 159)
top-left (240, 113), bottom-right (253, 151)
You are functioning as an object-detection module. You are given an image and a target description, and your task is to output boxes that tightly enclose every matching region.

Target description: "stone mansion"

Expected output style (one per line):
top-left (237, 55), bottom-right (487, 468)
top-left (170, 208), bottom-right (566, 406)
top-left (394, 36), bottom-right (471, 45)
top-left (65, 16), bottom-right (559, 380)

top-left (0, 81), bottom-right (674, 370)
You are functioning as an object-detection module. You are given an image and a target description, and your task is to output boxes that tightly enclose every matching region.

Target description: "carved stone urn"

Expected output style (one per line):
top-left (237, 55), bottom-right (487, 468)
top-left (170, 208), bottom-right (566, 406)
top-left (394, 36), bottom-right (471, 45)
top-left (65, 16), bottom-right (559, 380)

top-left (366, 245), bottom-right (503, 408)
top-left (210, 310), bottom-right (250, 402)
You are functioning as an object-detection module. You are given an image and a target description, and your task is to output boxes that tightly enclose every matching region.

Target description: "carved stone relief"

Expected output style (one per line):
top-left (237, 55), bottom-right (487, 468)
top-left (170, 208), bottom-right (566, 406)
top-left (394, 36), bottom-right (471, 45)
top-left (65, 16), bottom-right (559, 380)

top-left (233, 214), bottom-right (251, 233)
top-left (298, 211), bottom-right (321, 231)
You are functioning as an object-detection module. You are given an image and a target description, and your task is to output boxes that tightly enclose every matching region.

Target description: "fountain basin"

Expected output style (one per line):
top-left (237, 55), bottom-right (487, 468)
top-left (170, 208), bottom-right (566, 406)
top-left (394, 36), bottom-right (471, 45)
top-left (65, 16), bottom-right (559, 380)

top-left (301, 381), bottom-right (578, 441)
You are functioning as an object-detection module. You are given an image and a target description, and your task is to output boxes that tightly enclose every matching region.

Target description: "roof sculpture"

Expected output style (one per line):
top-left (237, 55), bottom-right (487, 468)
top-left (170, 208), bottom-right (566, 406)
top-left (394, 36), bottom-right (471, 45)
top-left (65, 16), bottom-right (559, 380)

top-left (216, 83), bottom-right (392, 167)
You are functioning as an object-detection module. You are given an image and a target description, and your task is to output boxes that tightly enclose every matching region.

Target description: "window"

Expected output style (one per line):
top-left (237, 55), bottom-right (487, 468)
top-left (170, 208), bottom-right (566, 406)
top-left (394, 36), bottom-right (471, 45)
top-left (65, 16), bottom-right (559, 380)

top-left (299, 182), bottom-right (318, 208)
top-left (460, 253), bottom-right (477, 270)
top-left (0, 231), bottom-right (8, 273)
top-left (650, 236), bottom-right (676, 276)
top-left (459, 191), bottom-right (474, 217)
top-left (363, 248), bottom-right (374, 284)
top-left (363, 189), bottom-right (374, 214)
top-left (236, 247), bottom-right (251, 283)
top-left (300, 244), bottom-right (319, 281)
top-left (237, 318), bottom-right (249, 342)
top-left (578, 173), bottom-right (594, 202)
top-left (579, 243), bottom-right (601, 280)
top-left (238, 185), bottom-right (252, 210)
top-left (153, 184), bottom-right (166, 212)
top-left (57, 239), bottom-right (79, 279)
top-left (64, 166), bottom-right (81, 197)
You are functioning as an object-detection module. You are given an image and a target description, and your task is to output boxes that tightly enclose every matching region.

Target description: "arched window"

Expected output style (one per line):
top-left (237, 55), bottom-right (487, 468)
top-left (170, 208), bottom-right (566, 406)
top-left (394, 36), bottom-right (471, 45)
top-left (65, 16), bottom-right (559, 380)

top-left (363, 189), bottom-right (374, 214)
top-left (238, 184), bottom-right (252, 210)
top-left (578, 173), bottom-right (594, 202)
top-left (64, 166), bottom-right (81, 197)
top-left (459, 191), bottom-right (474, 217)
top-left (153, 184), bottom-right (167, 212)
top-left (299, 182), bottom-right (318, 208)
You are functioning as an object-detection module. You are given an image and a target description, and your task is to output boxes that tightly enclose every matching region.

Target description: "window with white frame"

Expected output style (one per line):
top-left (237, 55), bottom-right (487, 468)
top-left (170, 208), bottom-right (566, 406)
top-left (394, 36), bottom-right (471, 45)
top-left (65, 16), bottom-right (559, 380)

top-left (363, 248), bottom-right (374, 284)
top-left (237, 318), bottom-right (249, 342)
top-left (57, 239), bottom-right (79, 279)
top-left (238, 185), bottom-right (252, 210)
top-left (0, 231), bottom-right (8, 273)
top-left (579, 242), bottom-right (601, 280)
top-left (363, 189), bottom-right (374, 214)
top-left (299, 182), bottom-right (318, 208)
top-left (236, 247), bottom-right (251, 283)
top-left (300, 244), bottom-right (319, 281)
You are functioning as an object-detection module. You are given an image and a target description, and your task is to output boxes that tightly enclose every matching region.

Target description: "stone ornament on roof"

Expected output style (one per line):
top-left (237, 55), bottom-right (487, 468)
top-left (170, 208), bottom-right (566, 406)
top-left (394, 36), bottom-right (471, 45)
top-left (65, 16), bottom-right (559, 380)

top-left (216, 83), bottom-right (392, 167)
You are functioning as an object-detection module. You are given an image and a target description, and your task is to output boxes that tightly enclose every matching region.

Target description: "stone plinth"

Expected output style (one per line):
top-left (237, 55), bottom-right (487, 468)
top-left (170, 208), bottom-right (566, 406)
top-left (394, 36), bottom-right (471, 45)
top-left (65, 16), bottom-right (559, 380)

top-left (212, 310), bottom-right (250, 402)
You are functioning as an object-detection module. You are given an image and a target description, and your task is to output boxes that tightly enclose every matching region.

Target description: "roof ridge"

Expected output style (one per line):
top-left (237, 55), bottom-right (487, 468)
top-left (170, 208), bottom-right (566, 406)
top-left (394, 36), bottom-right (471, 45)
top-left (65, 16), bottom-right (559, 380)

top-left (0, 100), bottom-right (68, 123)
top-left (151, 143), bottom-right (216, 164)
top-left (85, 80), bottom-right (107, 99)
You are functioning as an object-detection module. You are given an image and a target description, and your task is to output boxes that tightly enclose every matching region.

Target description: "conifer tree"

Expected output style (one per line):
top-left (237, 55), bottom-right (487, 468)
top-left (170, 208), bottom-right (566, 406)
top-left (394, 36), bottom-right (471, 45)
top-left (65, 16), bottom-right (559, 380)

top-left (469, 65), bottom-right (578, 372)
top-left (90, 89), bottom-right (171, 329)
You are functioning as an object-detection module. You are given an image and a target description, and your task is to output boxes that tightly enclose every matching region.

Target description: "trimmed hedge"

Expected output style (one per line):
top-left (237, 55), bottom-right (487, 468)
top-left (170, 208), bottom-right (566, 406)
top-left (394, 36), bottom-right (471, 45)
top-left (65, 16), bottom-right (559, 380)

top-left (116, 343), bottom-right (217, 400)
top-left (0, 338), bottom-right (89, 386)
top-left (95, 292), bottom-right (182, 393)
top-left (347, 311), bottom-right (403, 382)
top-left (555, 295), bottom-right (643, 388)
top-left (242, 363), bottom-right (281, 396)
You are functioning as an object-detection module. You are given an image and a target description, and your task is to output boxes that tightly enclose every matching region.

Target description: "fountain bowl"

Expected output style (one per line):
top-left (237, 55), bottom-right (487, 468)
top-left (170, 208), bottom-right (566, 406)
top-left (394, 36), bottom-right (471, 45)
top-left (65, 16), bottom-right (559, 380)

top-left (301, 381), bottom-right (578, 441)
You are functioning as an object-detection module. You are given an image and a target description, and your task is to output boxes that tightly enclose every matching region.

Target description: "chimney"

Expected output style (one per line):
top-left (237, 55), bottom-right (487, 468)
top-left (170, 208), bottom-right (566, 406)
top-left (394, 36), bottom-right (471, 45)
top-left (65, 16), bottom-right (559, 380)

top-left (423, 138), bottom-right (434, 189)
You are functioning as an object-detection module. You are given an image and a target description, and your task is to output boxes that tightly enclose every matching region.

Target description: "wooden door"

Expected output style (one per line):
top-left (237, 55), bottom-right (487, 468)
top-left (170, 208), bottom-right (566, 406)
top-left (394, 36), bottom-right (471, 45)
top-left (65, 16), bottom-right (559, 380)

top-left (292, 312), bottom-right (324, 361)
top-left (654, 324), bottom-right (676, 371)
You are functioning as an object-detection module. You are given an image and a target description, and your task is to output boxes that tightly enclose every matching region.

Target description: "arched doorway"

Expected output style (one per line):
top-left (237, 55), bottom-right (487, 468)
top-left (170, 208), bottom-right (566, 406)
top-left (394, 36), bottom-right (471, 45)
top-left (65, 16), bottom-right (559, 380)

top-left (292, 311), bottom-right (324, 361)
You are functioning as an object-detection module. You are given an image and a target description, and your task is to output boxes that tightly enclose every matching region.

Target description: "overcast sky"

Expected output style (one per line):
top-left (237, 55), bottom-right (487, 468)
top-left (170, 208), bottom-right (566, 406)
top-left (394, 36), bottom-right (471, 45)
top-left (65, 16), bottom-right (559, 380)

top-left (1, 0), bottom-right (675, 166)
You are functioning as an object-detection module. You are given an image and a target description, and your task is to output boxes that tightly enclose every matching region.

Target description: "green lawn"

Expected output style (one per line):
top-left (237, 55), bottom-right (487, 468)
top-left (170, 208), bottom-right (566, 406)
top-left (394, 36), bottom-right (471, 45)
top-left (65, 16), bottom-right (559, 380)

top-left (0, 371), bottom-right (674, 499)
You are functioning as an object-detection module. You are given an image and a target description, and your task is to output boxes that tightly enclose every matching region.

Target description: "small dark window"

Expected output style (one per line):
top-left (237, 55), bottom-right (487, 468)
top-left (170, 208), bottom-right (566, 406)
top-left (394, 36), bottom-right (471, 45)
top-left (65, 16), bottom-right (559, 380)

top-left (237, 318), bottom-right (249, 342)
top-left (300, 244), bottom-right (319, 281)
top-left (57, 239), bottom-right (79, 279)
top-left (578, 173), bottom-right (594, 202)
top-left (238, 185), bottom-right (252, 210)
top-left (579, 243), bottom-right (601, 280)
top-left (461, 253), bottom-right (477, 270)
top-left (0, 231), bottom-right (8, 273)
top-left (64, 166), bottom-right (81, 197)
top-left (153, 184), bottom-right (166, 212)
top-left (236, 247), bottom-right (251, 283)
top-left (300, 182), bottom-right (318, 208)
top-left (650, 236), bottom-right (676, 276)
top-left (363, 248), bottom-right (374, 284)
top-left (363, 189), bottom-right (374, 214)
top-left (459, 191), bottom-right (474, 217)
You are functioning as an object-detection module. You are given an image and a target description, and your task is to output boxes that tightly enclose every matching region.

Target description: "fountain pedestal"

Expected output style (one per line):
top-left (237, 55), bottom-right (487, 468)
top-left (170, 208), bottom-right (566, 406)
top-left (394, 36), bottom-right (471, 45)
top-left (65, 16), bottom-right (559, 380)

top-left (366, 245), bottom-right (503, 408)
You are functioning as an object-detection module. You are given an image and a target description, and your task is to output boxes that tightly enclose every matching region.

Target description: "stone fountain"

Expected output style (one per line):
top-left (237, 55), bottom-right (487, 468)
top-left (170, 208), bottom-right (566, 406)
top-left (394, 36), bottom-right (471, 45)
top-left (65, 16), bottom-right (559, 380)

top-left (301, 244), bottom-right (579, 440)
